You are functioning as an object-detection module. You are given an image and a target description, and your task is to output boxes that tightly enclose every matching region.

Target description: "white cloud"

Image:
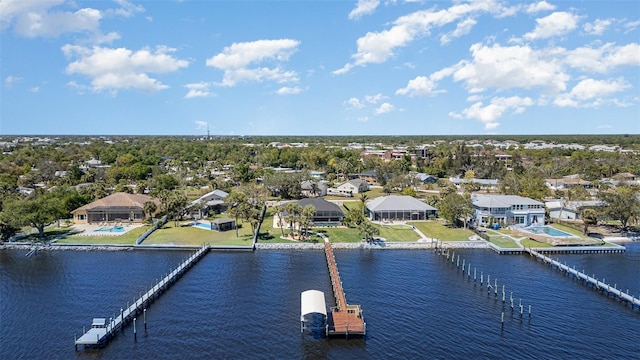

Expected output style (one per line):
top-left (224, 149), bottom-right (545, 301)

top-left (554, 78), bottom-right (630, 107)
top-left (450, 43), bottom-right (569, 93)
top-left (184, 82), bottom-right (215, 99)
top-left (452, 96), bottom-right (533, 130)
top-left (1, 0), bottom-right (143, 38)
top-left (4, 75), bottom-right (22, 88)
top-left (624, 20), bottom-right (640, 34)
top-left (206, 39), bottom-right (300, 87)
top-left (334, 0), bottom-right (503, 73)
top-left (195, 120), bottom-right (208, 129)
top-left (583, 19), bottom-right (612, 35)
top-left (365, 93), bottom-right (386, 103)
top-left (440, 18), bottom-right (477, 45)
top-left (345, 97), bottom-right (365, 109)
top-left (526, 1), bottom-right (556, 14)
top-left (276, 86), bottom-right (302, 95)
top-left (375, 102), bottom-right (395, 114)
top-left (106, 0), bottom-right (145, 18)
top-left (564, 42), bottom-right (640, 73)
top-left (30, 86), bottom-right (40, 93)
top-left (523, 12), bottom-right (580, 40)
top-left (62, 45), bottom-right (189, 93)
top-left (349, 0), bottom-right (380, 20)
top-left (357, 116), bottom-right (370, 122)
top-left (396, 75), bottom-right (443, 96)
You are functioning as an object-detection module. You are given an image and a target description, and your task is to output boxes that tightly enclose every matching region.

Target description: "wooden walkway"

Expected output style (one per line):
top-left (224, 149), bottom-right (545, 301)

top-left (324, 241), bottom-right (366, 337)
top-left (75, 245), bottom-right (210, 349)
top-left (525, 248), bottom-right (639, 310)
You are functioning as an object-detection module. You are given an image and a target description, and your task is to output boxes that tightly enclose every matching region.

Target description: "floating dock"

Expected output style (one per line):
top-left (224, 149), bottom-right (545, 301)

top-left (75, 245), bottom-right (210, 350)
top-left (323, 241), bottom-right (366, 338)
top-left (525, 248), bottom-right (639, 310)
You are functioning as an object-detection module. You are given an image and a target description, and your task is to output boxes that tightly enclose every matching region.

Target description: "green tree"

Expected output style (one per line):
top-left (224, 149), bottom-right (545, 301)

top-left (401, 187), bottom-right (416, 197)
top-left (581, 208), bottom-right (598, 235)
top-left (225, 190), bottom-right (248, 237)
top-left (300, 205), bottom-right (316, 239)
top-left (358, 221), bottom-right (380, 242)
top-left (438, 192), bottom-right (473, 228)
top-left (144, 201), bottom-right (157, 222)
top-left (598, 185), bottom-right (640, 230)
top-left (358, 193), bottom-right (368, 214)
top-left (4, 192), bottom-right (67, 239)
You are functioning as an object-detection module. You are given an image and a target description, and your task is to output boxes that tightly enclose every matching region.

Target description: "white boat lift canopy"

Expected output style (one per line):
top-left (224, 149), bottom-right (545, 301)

top-left (300, 290), bottom-right (327, 319)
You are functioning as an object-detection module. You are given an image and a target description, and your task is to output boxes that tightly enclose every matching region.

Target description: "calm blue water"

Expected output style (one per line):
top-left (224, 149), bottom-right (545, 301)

top-left (95, 226), bottom-right (125, 233)
top-left (1, 244), bottom-right (639, 359)
top-left (526, 226), bottom-right (573, 237)
top-left (191, 222), bottom-right (216, 231)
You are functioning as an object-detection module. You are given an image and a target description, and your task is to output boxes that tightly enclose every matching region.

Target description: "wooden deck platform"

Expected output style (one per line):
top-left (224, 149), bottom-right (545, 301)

top-left (324, 241), bottom-right (366, 337)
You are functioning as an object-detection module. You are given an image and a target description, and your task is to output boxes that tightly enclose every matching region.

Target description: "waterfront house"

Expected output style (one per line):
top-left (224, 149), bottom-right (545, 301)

top-left (295, 198), bottom-right (344, 224)
top-left (189, 189), bottom-right (229, 218)
top-left (366, 195), bottom-right (436, 221)
top-left (472, 194), bottom-right (544, 227)
top-left (72, 192), bottom-right (159, 224)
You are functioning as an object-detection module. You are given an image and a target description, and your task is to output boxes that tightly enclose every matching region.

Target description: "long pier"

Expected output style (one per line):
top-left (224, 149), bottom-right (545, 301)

top-left (75, 245), bottom-right (210, 350)
top-left (525, 248), bottom-right (640, 310)
top-left (323, 241), bottom-right (366, 337)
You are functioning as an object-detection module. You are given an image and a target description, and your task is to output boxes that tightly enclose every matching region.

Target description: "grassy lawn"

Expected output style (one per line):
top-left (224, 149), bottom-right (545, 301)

top-left (143, 220), bottom-right (254, 246)
top-left (375, 224), bottom-right (420, 241)
top-left (520, 238), bottom-right (553, 248)
top-left (314, 227), bottom-right (361, 243)
top-left (409, 221), bottom-right (475, 241)
top-left (550, 223), bottom-right (585, 237)
top-left (57, 226), bottom-right (151, 245)
top-left (487, 235), bottom-right (519, 248)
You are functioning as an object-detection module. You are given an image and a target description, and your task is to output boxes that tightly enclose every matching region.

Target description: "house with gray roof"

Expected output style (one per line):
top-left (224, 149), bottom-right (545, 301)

top-left (189, 189), bottom-right (229, 217)
top-left (301, 180), bottom-right (328, 197)
top-left (335, 179), bottom-right (369, 195)
top-left (296, 198), bottom-right (344, 224)
top-left (472, 194), bottom-right (544, 227)
top-left (366, 195), bottom-right (436, 221)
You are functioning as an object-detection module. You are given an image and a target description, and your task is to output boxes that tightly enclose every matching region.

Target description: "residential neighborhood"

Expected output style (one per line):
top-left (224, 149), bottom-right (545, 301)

top-left (0, 135), bottom-right (638, 249)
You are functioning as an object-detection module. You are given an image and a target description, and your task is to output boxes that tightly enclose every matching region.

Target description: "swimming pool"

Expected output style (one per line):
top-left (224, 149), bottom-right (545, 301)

top-left (192, 222), bottom-right (213, 230)
top-left (94, 226), bottom-right (125, 233)
top-left (525, 226), bottom-right (574, 237)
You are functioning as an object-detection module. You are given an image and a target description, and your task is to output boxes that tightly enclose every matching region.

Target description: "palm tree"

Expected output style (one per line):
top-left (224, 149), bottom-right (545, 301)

top-left (225, 190), bottom-right (248, 237)
top-left (310, 182), bottom-right (320, 198)
top-left (301, 205), bottom-right (316, 238)
top-left (358, 221), bottom-right (380, 243)
top-left (277, 204), bottom-right (286, 236)
top-left (358, 193), bottom-right (368, 215)
top-left (143, 201), bottom-right (157, 222)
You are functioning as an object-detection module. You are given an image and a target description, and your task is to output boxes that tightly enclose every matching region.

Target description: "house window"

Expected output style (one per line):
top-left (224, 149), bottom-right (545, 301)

top-left (77, 214), bottom-right (86, 220)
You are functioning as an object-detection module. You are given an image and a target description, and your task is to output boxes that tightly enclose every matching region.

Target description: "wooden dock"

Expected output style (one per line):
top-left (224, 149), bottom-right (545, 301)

top-left (525, 248), bottom-right (639, 310)
top-left (75, 245), bottom-right (210, 350)
top-left (323, 241), bottom-right (366, 337)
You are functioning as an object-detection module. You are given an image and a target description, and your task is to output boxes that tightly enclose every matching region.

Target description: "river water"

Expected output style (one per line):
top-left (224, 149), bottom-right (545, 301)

top-left (1, 244), bottom-right (639, 359)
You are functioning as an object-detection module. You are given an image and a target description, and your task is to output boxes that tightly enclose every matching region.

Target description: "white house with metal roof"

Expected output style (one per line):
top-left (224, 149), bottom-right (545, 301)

top-left (366, 195), bottom-right (436, 221)
top-left (472, 194), bottom-right (544, 227)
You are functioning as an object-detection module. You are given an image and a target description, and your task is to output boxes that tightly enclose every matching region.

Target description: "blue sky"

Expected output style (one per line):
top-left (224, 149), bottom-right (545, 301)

top-left (1, 0), bottom-right (639, 136)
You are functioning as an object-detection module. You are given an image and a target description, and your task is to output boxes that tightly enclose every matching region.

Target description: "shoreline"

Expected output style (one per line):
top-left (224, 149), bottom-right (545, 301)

top-left (1, 240), bottom-right (489, 252)
top-left (3, 237), bottom-right (636, 252)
